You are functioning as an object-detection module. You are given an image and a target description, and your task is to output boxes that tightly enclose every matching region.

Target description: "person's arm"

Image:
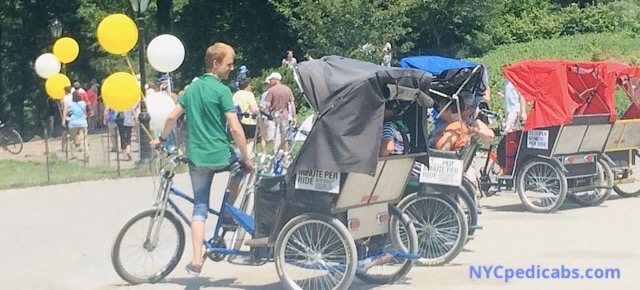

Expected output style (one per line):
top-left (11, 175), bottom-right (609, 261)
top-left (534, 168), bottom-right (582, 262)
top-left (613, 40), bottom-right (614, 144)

top-left (261, 91), bottom-right (273, 112)
top-left (247, 93), bottom-right (260, 114)
top-left (103, 106), bottom-right (109, 125)
top-left (436, 130), bottom-right (459, 151)
top-left (225, 112), bottom-right (254, 171)
top-left (483, 86), bottom-right (491, 103)
top-left (471, 119), bottom-right (495, 147)
top-left (379, 139), bottom-right (395, 156)
top-left (379, 124), bottom-right (396, 156)
top-left (153, 104), bottom-right (184, 145)
top-left (61, 102), bottom-right (68, 126)
top-left (289, 93), bottom-right (297, 125)
top-left (519, 95), bottom-right (528, 122)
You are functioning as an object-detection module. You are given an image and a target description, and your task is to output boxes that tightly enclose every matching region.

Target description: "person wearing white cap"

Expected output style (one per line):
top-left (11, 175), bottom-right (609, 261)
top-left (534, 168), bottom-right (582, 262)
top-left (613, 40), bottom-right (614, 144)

top-left (258, 75), bottom-right (276, 154)
top-left (262, 71), bottom-right (296, 152)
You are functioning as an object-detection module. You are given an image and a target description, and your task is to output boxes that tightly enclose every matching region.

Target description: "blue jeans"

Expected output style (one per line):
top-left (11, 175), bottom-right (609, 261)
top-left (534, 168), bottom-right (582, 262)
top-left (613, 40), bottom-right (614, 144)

top-left (188, 150), bottom-right (245, 221)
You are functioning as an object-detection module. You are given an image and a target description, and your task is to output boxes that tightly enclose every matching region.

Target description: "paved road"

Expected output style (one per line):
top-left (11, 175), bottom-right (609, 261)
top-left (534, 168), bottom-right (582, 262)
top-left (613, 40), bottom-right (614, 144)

top-left (0, 173), bottom-right (638, 290)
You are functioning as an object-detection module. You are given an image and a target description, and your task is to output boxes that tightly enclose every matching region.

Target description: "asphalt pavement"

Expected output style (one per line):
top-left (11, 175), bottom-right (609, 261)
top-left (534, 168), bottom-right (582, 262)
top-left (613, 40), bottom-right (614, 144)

top-left (0, 172), bottom-right (638, 290)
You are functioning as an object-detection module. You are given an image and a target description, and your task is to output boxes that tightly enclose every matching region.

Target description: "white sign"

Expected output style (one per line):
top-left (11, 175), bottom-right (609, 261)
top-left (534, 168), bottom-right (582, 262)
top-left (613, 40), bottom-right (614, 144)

top-left (295, 170), bottom-right (340, 193)
top-left (527, 130), bottom-right (549, 150)
top-left (419, 158), bottom-right (464, 186)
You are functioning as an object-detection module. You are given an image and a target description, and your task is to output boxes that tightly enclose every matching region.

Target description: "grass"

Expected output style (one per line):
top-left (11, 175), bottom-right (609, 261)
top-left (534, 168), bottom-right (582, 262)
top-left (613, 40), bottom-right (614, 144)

top-left (0, 159), bottom-right (174, 191)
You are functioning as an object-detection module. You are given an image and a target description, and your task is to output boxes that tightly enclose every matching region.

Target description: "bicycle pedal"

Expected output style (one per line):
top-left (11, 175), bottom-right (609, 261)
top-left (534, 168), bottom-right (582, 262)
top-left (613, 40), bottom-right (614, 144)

top-left (221, 224), bottom-right (238, 231)
top-left (469, 225), bottom-right (483, 230)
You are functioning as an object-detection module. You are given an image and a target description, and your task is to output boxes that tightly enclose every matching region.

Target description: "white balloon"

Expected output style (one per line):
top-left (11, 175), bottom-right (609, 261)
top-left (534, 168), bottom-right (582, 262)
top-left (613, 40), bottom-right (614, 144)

top-left (34, 53), bottom-right (61, 79)
top-left (146, 92), bottom-right (176, 131)
top-left (147, 34), bottom-right (185, 73)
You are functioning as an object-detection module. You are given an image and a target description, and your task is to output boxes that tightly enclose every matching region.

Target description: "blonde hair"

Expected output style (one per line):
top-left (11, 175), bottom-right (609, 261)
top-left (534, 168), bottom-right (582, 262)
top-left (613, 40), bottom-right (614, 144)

top-left (205, 42), bottom-right (234, 71)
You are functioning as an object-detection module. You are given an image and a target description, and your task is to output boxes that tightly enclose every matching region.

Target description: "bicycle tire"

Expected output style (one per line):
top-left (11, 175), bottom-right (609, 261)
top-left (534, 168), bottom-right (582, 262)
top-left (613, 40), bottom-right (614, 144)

top-left (460, 178), bottom-right (479, 239)
top-left (355, 205), bottom-right (418, 285)
top-left (3, 129), bottom-right (23, 154)
top-left (112, 209), bottom-right (185, 285)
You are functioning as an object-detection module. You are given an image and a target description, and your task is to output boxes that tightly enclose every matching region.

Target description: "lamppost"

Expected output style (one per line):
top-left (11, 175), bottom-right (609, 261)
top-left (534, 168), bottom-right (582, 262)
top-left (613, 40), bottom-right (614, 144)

top-left (50, 19), bottom-right (64, 74)
top-left (130, 0), bottom-right (151, 165)
top-left (49, 19), bottom-right (64, 134)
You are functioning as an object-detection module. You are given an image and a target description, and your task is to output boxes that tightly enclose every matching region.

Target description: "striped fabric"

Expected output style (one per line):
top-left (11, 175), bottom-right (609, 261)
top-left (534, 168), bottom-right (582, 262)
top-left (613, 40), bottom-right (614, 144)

top-left (382, 122), bottom-right (404, 155)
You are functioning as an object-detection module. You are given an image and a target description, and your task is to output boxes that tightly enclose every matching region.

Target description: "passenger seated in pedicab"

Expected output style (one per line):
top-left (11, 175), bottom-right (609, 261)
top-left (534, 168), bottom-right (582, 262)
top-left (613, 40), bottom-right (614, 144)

top-left (431, 98), bottom-right (494, 191)
top-left (379, 103), bottom-right (422, 177)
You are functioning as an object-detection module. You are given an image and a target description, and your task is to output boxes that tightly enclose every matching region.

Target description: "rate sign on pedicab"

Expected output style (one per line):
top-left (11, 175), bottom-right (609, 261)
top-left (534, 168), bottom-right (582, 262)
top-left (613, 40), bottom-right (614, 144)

top-left (295, 170), bottom-right (341, 193)
top-left (420, 157), bottom-right (464, 186)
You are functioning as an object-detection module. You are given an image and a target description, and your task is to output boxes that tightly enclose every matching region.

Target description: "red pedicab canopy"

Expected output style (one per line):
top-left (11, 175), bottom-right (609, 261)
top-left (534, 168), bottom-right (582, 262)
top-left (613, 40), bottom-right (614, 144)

top-left (503, 60), bottom-right (628, 131)
top-left (615, 66), bottom-right (640, 119)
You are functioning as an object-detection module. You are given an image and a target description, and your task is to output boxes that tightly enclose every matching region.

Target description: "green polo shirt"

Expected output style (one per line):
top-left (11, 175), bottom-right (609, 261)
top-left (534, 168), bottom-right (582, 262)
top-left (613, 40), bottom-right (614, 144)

top-left (179, 74), bottom-right (235, 167)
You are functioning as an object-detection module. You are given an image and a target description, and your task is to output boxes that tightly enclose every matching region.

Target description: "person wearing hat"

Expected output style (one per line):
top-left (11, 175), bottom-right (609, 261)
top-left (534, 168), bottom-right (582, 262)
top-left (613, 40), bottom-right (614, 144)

top-left (258, 75), bottom-right (276, 154)
top-left (262, 72), bottom-right (296, 152)
top-left (233, 65), bottom-right (248, 92)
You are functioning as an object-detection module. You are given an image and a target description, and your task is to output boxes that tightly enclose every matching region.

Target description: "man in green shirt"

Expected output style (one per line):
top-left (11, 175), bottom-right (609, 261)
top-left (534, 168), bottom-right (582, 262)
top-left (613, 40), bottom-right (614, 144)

top-left (151, 42), bottom-right (254, 275)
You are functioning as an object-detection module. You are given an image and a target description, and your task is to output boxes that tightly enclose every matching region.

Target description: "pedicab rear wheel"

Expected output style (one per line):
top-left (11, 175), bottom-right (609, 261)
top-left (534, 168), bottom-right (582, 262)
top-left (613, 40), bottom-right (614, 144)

top-left (275, 213), bottom-right (358, 290)
top-left (355, 205), bottom-right (418, 285)
top-left (614, 183), bottom-right (640, 198)
top-left (516, 159), bottom-right (568, 213)
top-left (397, 192), bottom-right (468, 266)
top-left (566, 160), bottom-right (612, 207)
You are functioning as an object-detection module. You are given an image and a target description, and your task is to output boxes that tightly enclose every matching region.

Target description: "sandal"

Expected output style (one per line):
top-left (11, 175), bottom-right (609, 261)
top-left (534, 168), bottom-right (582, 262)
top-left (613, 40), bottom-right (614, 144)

top-left (185, 263), bottom-right (202, 275)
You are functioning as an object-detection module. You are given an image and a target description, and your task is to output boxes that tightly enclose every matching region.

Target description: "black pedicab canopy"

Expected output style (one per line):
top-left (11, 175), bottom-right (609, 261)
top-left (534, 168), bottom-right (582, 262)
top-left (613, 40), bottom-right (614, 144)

top-left (287, 55), bottom-right (435, 178)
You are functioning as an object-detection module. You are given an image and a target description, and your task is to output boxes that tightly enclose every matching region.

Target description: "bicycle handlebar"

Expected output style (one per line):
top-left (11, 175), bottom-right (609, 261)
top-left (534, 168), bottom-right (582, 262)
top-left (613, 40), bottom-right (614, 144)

top-left (154, 144), bottom-right (245, 173)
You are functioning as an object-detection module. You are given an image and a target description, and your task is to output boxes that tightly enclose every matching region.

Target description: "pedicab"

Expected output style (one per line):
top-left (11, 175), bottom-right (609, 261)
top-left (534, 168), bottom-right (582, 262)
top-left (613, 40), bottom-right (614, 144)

top-left (400, 55), bottom-right (486, 243)
top-left (479, 60), bottom-right (617, 213)
top-left (603, 65), bottom-right (640, 197)
top-left (111, 55), bottom-right (438, 290)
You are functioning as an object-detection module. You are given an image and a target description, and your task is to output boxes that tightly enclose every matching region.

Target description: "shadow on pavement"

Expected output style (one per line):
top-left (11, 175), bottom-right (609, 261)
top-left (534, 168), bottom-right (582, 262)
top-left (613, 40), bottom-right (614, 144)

top-left (160, 276), bottom-right (416, 290)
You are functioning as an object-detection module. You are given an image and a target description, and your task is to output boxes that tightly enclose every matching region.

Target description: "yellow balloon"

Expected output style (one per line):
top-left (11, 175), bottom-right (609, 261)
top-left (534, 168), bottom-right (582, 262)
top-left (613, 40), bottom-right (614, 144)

top-left (102, 72), bottom-right (141, 112)
top-left (97, 14), bottom-right (138, 55)
top-left (45, 73), bottom-right (71, 100)
top-left (53, 37), bottom-right (79, 64)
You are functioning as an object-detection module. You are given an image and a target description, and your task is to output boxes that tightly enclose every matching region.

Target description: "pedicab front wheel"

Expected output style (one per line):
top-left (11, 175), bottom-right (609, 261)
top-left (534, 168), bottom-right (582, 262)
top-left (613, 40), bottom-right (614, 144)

top-left (111, 209), bottom-right (186, 285)
top-left (516, 159), bottom-right (568, 213)
top-left (275, 213), bottom-right (358, 290)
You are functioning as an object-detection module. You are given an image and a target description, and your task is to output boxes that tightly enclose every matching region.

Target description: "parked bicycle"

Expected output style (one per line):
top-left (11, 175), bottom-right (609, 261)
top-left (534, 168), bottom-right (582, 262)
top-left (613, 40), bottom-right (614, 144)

top-left (0, 120), bottom-right (23, 154)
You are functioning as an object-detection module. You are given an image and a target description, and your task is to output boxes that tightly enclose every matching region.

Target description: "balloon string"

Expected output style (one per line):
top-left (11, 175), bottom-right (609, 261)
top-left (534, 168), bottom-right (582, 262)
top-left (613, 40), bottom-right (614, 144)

top-left (125, 55), bottom-right (137, 77)
top-left (125, 55), bottom-right (153, 140)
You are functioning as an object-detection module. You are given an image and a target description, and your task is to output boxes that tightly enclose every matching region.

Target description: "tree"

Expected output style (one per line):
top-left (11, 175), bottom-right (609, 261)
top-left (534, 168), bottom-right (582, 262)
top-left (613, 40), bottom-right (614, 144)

top-left (406, 0), bottom-right (498, 57)
top-left (270, 0), bottom-right (418, 63)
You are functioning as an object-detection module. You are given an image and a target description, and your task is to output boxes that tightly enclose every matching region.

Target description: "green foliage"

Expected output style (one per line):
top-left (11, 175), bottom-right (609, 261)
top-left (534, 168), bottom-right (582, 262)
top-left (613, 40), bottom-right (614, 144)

top-left (475, 32), bottom-right (640, 115)
top-left (4, 0), bottom-right (640, 135)
top-left (270, 0), bottom-right (417, 62)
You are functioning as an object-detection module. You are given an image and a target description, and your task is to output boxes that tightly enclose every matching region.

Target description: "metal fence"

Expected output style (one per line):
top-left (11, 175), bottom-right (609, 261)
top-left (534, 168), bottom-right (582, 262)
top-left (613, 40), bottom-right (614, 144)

top-left (1, 123), bottom-right (184, 187)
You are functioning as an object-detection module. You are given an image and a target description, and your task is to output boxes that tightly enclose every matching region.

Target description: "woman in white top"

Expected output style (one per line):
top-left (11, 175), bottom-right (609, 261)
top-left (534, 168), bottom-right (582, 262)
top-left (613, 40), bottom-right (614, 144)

top-left (282, 50), bottom-right (297, 69)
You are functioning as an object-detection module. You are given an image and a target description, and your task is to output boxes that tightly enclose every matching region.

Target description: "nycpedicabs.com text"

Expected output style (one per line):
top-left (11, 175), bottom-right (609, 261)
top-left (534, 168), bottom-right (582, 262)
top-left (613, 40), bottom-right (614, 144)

top-left (469, 265), bottom-right (621, 282)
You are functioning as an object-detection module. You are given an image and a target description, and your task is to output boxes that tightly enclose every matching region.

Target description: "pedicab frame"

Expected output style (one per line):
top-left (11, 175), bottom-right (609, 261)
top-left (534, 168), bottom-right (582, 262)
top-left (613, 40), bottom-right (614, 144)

top-left (251, 55), bottom-right (441, 289)
top-left (397, 55), bottom-right (489, 265)
top-left (603, 65), bottom-right (640, 197)
top-left (492, 60), bottom-right (619, 213)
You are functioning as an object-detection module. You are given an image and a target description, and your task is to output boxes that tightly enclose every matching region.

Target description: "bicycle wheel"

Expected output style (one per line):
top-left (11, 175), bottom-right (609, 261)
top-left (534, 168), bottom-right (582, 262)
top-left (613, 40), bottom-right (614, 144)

top-left (275, 213), bottom-right (358, 290)
top-left (112, 209), bottom-right (185, 285)
top-left (355, 205), bottom-right (418, 285)
top-left (567, 160), bottom-right (613, 207)
top-left (459, 178), bottom-right (479, 239)
top-left (3, 129), bottom-right (23, 154)
top-left (516, 159), bottom-right (568, 213)
top-left (398, 192), bottom-right (468, 266)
